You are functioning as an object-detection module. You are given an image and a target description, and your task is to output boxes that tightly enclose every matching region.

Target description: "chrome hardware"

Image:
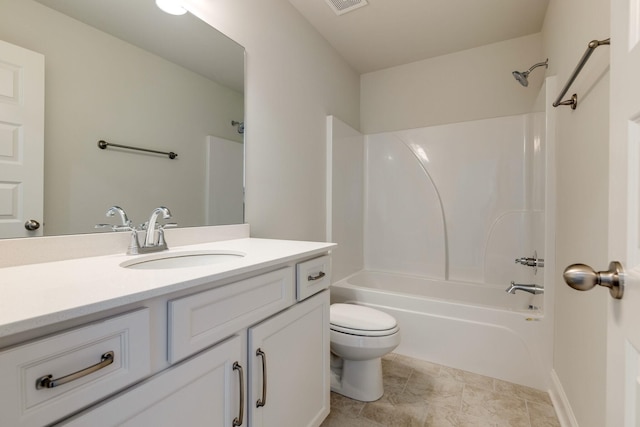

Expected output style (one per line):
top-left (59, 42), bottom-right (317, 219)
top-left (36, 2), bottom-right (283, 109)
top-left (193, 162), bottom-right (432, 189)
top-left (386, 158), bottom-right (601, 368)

top-left (563, 261), bottom-right (624, 299)
top-left (506, 282), bottom-right (544, 295)
top-left (515, 250), bottom-right (544, 274)
top-left (144, 206), bottom-right (171, 247)
top-left (514, 257), bottom-right (544, 268)
top-left (512, 59), bottom-right (548, 87)
top-left (233, 362), bottom-right (244, 426)
top-left (307, 271), bottom-right (326, 281)
top-left (134, 206), bottom-right (173, 254)
top-left (125, 227), bottom-right (143, 256)
top-left (96, 205), bottom-right (176, 255)
top-left (256, 348), bottom-right (267, 408)
top-left (24, 219), bottom-right (40, 231)
top-left (95, 206), bottom-right (134, 232)
top-left (106, 206), bottom-right (131, 227)
top-left (36, 351), bottom-right (114, 389)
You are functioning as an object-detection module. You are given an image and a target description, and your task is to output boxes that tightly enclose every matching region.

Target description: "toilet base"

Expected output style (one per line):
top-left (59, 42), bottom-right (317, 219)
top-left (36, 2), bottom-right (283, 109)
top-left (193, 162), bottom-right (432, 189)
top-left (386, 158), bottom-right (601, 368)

top-left (330, 356), bottom-right (384, 402)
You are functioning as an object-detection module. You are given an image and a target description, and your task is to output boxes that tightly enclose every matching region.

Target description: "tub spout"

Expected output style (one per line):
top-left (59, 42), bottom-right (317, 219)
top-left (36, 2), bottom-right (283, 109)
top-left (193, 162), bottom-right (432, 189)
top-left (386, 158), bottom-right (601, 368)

top-left (506, 281), bottom-right (544, 295)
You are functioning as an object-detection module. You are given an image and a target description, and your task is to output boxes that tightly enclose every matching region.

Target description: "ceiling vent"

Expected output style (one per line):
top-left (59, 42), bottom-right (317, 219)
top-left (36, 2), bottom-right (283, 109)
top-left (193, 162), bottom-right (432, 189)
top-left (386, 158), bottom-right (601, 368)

top-left (324, 0), bottom-right (368, 16)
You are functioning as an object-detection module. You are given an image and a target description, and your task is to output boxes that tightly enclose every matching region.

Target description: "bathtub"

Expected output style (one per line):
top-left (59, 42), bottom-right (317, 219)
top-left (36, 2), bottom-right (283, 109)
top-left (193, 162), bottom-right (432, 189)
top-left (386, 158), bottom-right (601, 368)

top-left (330, 270), bottom-right (552, 390)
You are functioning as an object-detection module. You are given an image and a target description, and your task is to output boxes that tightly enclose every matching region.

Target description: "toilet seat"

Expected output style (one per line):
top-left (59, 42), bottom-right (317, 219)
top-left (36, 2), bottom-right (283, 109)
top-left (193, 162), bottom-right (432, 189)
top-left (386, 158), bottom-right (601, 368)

top-left (330, 324), bottom-right (399, 337)
top-left (330, 303), bottom-right (399, 337)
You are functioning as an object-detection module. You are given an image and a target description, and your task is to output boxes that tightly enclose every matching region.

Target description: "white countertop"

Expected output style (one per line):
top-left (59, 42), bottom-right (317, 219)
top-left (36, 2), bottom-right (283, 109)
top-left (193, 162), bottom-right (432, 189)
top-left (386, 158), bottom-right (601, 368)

top-left (0, 238), bottom-right (335, 338)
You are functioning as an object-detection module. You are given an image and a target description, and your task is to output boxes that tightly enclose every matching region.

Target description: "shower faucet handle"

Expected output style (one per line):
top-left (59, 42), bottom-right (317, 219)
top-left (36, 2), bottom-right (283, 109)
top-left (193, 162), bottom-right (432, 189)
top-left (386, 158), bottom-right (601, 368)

top-left (515, 257), bottom-right (542, 267)
top-left (515, 251), bottom-right (544, 274)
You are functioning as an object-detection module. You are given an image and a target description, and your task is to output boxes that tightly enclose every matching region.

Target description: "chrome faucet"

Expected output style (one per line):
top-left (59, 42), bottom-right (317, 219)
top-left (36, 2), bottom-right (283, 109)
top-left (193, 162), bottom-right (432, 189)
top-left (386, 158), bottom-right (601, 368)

top-left (106, 206), bottom-right (131, 228)
top-left (95, 205), bottom-right (176, 255)
top-left (95, 206), bottom-right (142, 255)
top-left (141, 206), bottom-right (174, 252)
top-left (95, 206), bottom-right (132, 231)
top-left (506, 281), bottom-right (544, 295)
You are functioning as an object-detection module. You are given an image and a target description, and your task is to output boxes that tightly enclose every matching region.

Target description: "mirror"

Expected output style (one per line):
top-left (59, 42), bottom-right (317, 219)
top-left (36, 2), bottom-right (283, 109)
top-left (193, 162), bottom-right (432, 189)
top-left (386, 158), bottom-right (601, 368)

top-left (0, 0), bottom-right (245, 238)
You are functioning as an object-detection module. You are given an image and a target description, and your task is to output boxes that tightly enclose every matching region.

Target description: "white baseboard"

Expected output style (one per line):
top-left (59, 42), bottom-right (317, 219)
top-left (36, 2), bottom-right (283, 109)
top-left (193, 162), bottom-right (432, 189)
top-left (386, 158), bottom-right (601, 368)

top-left (548, 369), bottom-right (579, 427)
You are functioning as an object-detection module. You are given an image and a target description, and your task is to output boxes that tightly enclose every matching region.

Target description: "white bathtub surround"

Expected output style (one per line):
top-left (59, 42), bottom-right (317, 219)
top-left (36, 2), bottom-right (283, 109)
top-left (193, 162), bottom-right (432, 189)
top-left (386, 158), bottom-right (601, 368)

top-left (327, 77), bottom-right (557, 392)
top-left (326, 116), bottom-right (365, 282)
top-left (331, 271), bottom-right (547, 390)
top-left (365, 112), bottom-right (544, 287)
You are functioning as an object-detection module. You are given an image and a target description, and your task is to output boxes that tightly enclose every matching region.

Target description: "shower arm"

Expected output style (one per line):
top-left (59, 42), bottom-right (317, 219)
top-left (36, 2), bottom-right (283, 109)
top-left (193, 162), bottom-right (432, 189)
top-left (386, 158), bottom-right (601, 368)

top-left (527, 61), bottom-right (548, 73)
top-left (552, 38), bottom-right (610, 109)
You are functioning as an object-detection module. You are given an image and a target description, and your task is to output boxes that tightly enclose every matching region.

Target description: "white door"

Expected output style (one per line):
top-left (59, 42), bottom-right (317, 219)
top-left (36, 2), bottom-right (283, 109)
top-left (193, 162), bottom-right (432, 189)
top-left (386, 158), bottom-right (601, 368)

top-left (0, 39), bottom-right (44, 238)
top-left (607, 0), bottom-right (640, 425)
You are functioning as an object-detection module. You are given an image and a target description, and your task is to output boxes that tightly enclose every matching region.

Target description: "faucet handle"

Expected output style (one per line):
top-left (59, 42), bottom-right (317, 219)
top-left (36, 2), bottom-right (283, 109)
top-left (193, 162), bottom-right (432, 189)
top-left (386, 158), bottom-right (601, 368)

top-left (95, 223), bottom-right (134, 232)
top-left (158, 223), bottom-right (177, 230)
top-left (112, 224), bottom-right (137, 232)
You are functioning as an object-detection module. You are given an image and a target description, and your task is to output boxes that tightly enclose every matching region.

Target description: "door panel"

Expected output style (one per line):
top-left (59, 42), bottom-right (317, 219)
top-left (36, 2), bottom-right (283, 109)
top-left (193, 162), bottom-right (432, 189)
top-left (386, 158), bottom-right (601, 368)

top-left (608, 0), bottom-right (640, 425)
top-left (0, 39), bottom-right (44, 238)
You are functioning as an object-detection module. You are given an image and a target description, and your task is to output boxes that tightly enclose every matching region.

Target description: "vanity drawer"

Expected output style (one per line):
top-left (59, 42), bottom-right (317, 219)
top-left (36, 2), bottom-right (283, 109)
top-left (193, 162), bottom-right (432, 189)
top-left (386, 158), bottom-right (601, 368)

top-left (296, 255), bottom-right (331, 300)
top-left (0, 308), bottom-right (150, 427)
top-left (168, 267), bottom-right (294, 363)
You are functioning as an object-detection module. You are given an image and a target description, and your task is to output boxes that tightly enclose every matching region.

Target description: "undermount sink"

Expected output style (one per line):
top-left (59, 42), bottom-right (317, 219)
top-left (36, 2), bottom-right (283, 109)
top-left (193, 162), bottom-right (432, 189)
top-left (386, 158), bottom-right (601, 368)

top-left (120, 250), bottom-right (246, 270)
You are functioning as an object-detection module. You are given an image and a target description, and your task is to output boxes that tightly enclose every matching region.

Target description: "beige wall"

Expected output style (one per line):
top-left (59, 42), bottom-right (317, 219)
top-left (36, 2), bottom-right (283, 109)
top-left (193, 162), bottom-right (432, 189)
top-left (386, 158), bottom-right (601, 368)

top-left (543, 0), bottom-right (610, 426)
top-left (360, 33), bottom-right (543, 134)
top-left (187, 0), bottom-right (361, 242)
top-left (0, 0), bottom-right (244, 235)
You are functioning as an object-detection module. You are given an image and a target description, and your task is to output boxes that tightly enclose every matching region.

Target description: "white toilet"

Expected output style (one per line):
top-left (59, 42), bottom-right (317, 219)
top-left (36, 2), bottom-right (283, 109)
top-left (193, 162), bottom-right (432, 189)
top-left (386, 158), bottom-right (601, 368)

top-left (329, 303), bottom-right (401, 402)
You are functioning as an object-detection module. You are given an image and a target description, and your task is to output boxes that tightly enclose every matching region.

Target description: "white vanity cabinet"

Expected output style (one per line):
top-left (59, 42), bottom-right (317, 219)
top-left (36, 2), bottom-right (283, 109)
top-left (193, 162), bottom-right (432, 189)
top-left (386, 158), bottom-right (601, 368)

top-left (0, 239), bottom-right (333, 427)
top-left (0, 309), bottom-right (151, 427)
top-left (248, 290), bottom-right (330, 427)
top-left (60, 334), bottom-right (245, 427)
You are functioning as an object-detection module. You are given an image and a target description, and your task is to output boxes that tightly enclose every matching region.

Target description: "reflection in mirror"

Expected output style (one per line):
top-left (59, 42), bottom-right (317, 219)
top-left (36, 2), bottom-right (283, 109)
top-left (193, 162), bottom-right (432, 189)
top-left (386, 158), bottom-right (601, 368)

top-left (0, 0), bottom-right (245, 238)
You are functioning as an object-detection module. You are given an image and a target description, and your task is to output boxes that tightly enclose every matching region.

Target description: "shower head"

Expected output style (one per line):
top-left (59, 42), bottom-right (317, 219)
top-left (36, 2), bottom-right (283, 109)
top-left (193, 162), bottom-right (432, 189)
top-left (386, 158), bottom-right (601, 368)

top-left (512, 70), bottom-right (530, 87)
top-left (512, 59), bottom-right (548, 87)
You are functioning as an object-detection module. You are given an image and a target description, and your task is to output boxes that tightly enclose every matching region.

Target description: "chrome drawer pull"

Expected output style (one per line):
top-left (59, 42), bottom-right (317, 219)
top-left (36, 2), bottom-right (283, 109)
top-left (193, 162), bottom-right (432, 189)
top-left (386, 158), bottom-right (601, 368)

top-left (307, 271), bottom-right (325, 281)
top-left (232, 362), bottom-right (244, 426)
top-left (36, 351), bottom-right (114, 390)
top-left (256, 348), bottom-right (267, 408)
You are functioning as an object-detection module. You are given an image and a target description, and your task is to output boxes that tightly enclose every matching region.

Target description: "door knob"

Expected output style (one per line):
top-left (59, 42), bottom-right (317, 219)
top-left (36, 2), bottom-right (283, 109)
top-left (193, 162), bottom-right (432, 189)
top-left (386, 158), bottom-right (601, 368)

top-left (24, 219), bottom-right (40, 231)
top-left (563, 261), bottom-right (624, 299)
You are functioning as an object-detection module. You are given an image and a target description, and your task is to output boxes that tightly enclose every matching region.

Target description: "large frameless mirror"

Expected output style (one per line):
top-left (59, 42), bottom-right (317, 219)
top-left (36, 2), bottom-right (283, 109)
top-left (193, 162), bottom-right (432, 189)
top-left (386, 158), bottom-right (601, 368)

top-left (0, 0), bottom-right (245, 238)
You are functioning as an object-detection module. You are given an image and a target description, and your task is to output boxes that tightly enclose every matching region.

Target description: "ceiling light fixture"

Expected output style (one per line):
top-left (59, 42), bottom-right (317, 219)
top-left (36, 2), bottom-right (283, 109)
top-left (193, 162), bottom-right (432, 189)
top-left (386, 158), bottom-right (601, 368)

top-left (155, 0), bottom-right (187, 16)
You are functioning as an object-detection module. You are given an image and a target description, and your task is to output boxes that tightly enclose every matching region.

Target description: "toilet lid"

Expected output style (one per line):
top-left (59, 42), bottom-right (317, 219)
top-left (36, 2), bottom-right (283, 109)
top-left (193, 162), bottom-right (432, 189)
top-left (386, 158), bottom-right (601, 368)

top-left (330, 303), bottom-right (398, 333)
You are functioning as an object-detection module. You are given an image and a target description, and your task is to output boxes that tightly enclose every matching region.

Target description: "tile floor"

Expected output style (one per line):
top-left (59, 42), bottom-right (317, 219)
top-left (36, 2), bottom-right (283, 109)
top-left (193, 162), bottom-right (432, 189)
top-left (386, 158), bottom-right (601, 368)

top-left (320, 353), bottom-right (561, 427)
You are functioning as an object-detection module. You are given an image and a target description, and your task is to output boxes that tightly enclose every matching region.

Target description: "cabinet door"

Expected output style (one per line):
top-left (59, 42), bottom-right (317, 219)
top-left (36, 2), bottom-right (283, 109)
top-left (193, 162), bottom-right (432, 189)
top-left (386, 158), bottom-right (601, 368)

top-left (60, 335), bottom-right (246, 427)
top-left (248, 290), bottom-right (330, 427)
